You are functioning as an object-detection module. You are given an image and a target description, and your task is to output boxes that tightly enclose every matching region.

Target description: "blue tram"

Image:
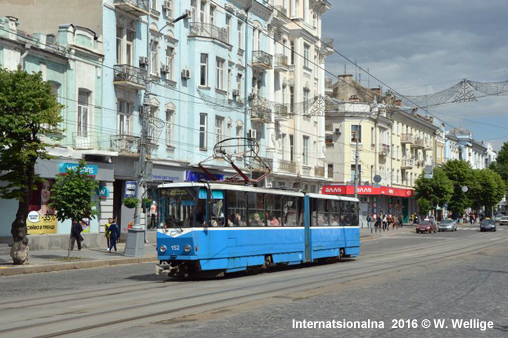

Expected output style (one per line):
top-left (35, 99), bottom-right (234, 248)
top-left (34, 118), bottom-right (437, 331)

top-left (155, 182), bottom-right (360, 277)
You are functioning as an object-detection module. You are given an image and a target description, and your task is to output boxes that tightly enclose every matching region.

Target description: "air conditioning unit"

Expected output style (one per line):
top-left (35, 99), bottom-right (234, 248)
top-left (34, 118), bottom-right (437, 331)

top-left (139, 56), bottom-right (148, 66)
top-left (248, 129), bottom-right (257, 139)
top-left (162, 0), bottom-right (172, 10)
top-left (334, 126), bottom-right (342, 134)
top-left (232, 89), bottom-right (240, 97)
top-left (181, 68), bottom-right (191, 79)
top-left (160, 64), bottom-right (169, 73)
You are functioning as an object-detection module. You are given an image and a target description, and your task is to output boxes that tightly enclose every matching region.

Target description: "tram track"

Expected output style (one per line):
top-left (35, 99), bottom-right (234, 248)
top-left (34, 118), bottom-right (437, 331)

top-left (0, 233), bottom-right (505, 337)
top-left (0, 230), bottom-right (486, 311)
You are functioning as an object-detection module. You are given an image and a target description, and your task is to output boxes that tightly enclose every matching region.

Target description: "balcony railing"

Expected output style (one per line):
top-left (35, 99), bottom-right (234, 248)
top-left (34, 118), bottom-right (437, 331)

top-left (273, 53), bottom-right (288, 71)
top-left (279, 160), bottom-right (297, 174)
top-left (401, 158), bottom-right (414, 169)
top-left (250, 107), bottom-right (271, 123)
top-left (314, 166), bottom-right (325, 177)
top-left (379, 144), bottom-right (390, 156)
top-left (400, 133), bottom-right (414, 144)
top-left (189, 22), bottom-right (228, 45)
top-left (114, 0), bottom-right (149, 16)
top-left (415, 137), bottom-right (425, 148)
top-left (72, 132), bottom-right (139, 153)
top-left (250, 157), bottom-right (273, 172)
top-left (252, 50), bottom-right (273, 70)
top-left (274, 103), bottom-right (289, 121)
top-left (113, 64), bottom-right (147, 90)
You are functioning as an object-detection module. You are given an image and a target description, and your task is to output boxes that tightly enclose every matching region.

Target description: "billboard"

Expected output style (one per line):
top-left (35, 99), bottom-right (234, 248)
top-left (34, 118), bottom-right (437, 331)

top-left (26, 179), bottom-right (57, 234)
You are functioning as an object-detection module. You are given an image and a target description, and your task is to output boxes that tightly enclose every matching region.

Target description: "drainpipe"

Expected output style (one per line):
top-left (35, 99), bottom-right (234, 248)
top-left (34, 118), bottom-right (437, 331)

top-left (20, 44), bottom-right (31, 69)
top-left (243, 0), bottom-right (253, 176)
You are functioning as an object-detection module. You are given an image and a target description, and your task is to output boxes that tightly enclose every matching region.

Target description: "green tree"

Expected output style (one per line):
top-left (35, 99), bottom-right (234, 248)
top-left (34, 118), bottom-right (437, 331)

top-left (50, 160), bottom-right (99, 257)
top-left (441, 160), bottom-right (474, 215)
top-left (0, 68), bottom-right (63, 265)
top-left (469, 169), bottom-right (506, 216)
top-left (417, 198), bottom-right (431, 216)
top-left (415, 168), bottom-right (453, 214)
top-left (489, 142), bottom-right (508, 183)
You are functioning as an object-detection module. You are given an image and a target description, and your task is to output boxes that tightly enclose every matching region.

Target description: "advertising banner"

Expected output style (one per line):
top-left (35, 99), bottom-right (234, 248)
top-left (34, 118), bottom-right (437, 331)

top-left (322, 185), bottom-right (414, 197)
top-left (26, 179), bottom-right (57, 234)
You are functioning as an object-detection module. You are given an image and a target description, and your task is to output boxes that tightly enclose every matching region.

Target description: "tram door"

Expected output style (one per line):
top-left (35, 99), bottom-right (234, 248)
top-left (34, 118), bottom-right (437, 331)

top-left (304, 196), bottom-right (311, 262)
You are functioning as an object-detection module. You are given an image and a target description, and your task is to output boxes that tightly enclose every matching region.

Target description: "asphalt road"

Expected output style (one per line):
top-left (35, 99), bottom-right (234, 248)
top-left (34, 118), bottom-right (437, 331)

top-left (0, 226), bottom-right (507, 338)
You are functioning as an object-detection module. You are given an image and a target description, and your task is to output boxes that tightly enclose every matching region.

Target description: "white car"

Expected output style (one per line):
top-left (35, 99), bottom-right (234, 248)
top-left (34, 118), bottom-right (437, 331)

top-left (438, 219), bottom-right (457, 232)
top-left (498, 216), bottom-right (508, 226)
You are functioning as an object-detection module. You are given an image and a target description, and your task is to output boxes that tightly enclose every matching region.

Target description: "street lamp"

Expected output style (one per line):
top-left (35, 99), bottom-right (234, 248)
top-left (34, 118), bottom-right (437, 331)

top-left (125, 12), bottom-right (188, 257)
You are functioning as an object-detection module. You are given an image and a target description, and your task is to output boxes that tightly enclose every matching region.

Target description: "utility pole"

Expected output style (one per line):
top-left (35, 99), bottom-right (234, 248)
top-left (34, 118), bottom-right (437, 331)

top-left (354, 105), bottom-right (377, 199)
top-left (124, 11), bottom-right (189, 257)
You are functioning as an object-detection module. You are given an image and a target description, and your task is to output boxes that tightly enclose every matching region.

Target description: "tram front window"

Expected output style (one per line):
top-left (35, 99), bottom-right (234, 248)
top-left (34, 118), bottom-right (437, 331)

top-left (160, 187), bottom-right (201, 228)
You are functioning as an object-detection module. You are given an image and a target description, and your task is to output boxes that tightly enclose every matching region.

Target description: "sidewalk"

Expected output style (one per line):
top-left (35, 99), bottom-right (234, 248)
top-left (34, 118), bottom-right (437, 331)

top-left (360, 223), bottom-right (416, 239)
top-left (0, 242), bottom-right (158, 277)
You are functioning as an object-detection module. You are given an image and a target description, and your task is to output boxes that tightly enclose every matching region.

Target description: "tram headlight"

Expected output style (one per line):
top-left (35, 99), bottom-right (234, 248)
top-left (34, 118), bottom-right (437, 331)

top-left (160, 245), bottom-right (167, 254)
top-left (184, 244), bottom-right (191, 252)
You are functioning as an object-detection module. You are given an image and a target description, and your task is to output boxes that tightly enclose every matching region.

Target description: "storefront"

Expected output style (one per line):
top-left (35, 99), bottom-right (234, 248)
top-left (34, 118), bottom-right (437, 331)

top-left (322, 185), bottom-right (415, 224)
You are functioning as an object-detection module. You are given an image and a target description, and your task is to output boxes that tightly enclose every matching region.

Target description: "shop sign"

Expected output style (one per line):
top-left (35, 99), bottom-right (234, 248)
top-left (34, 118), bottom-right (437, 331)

top-left (98, 186), bottom-right (110, 198)
top-left (59, 162), bottom-right (98, 176)
top-left (185, 171), bottom-right (224, 182)
top-left (321, 185), bottom-right (414, 197)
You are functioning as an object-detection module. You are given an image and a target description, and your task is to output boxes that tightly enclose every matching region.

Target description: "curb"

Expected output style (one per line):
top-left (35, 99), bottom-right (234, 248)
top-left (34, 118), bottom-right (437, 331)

top-left (0, 256), bottom-right (157, 277)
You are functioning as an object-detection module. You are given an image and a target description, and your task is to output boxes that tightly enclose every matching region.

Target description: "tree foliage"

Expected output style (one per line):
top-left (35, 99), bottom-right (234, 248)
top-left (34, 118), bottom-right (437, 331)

top-left (50, 160), bottom-right (99, 223)
top-left (417, 198), bottom-right (431, 216)
top-left (0, 67), bottom-right (63, 265)
top-left (489, 142), bottom-right (508, 183)
top-left (469, 169), bottom-right (505, 214)
top-left (441, 160), bottom-right (474, 215)
top-left (415, 168), bottom-right (453, 210)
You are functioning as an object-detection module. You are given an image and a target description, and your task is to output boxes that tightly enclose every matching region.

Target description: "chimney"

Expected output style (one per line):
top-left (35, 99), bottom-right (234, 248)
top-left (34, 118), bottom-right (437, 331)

top-left (371, 87), bottom-right (381, 96)
top-left (394, 99), bottom-right (402, 106)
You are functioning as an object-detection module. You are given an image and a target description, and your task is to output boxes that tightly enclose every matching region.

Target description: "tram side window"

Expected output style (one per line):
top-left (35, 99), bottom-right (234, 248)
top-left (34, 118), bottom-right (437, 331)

top-left (350, 202), bottom-right (359, 226)
top-left (210, 190), bottom-right (225, 227)
top-left (226, 190), bottom-right (247, 226)
top-left (282, 196), bottom-right (299, 227)
top-left (248, 192), bottom-right (265, 226)
top-left (265, 194), bottom-right (282, 226)
top-left (329, 200), bottom-right (340, 225)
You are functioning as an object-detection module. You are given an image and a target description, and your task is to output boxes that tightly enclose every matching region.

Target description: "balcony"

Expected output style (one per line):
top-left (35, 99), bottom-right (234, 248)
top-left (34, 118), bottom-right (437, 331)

top-left (250, 107), bottom-right (271, 123)
top-left (250, 157), bottom-right (273, 172)
top-left (314, 166), bottom-right (325, 177)
top-left (279, 160), bottom-right (297, 174)
top-left (113, 64), bottom-right (147, 90)
top-left (400, 133), bottom-right (414, 144)
top-left (114, 0), bottom-right (149, 16)
top-left (415, 137), bottom-right (425, 148)
top-left (379, 144), bottom-right (390, 157)
top-left (72, 132), bottom-right (139, 154)
top-left (274, 104), bottom-right (289, 121)
top-left (401, 158), bottom-right (414, 169)
top-left (189, 22), bottom-right (228, 45)
top-left (274, 5), bottom-right (290, 23)
top-left (425, 140), bottom-right (433, 150)
top-left (273, 54), bottom-right (289, 72)
top-left (252, 50), bottom-right (273, 70)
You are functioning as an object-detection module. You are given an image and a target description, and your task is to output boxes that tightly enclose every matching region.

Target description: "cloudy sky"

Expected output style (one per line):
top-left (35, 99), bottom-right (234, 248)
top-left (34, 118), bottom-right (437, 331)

top-left (322, 0), bottom-right (508, 151)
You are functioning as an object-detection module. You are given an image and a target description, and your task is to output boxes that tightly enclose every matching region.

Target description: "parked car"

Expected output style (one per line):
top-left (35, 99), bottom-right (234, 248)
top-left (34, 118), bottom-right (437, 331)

top-left (438, 219), bottom-right (457, 232)
top-left (480, 219), bottom-right (496, 232)
top-left (498, 216), bottom-right (508, 226)
top-left (416, 220), bottom-right (437, 234)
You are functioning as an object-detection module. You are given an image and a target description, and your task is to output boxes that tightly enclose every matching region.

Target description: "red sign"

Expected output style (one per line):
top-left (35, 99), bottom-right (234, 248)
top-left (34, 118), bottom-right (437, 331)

top-left (322, 185), bottom-right (413, 197)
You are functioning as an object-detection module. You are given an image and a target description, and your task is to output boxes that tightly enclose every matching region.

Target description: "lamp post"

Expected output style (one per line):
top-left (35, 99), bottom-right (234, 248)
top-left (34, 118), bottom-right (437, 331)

top-left (124, 11), bottom-right (188, 257)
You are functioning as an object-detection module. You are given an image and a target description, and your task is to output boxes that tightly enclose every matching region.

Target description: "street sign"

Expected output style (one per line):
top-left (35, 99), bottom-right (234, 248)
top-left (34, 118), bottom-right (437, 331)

top-left (424, 174), bottom-right (433, 179)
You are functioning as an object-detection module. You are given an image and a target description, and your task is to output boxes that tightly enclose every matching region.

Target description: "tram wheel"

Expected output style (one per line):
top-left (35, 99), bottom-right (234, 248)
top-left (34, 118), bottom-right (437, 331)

top-left (263, 255), bottom-right (273, 270)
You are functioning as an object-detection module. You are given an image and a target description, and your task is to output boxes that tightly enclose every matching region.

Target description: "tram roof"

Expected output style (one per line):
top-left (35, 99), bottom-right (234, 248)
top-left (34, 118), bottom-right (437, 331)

top-left (157, 181), bottom-right (305, 197)
top-left (306, 193), bottom-right (359, 202)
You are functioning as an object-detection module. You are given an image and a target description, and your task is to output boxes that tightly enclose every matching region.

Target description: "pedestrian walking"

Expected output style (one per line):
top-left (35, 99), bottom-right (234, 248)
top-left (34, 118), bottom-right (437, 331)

top-left (398, 215), bottom-right (403, 228)
top-left (107, 218), bottom-right (120, 252)
top-left (375, 215), bottom-right (381, 233)
top-left (382, 214), bottom-right (387, 231)
top-left (104, 218), bottom-right (112, 249)
top-left (150, 201), bottom-right (157, 229)
top-left (367, 214), bottom-right (372, 231)
top-left (70, 220), bottom-right (84, 251)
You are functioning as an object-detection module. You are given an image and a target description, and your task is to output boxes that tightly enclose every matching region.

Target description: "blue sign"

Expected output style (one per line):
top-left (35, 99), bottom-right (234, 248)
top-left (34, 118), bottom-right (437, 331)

top-left (59, 163), bottom-right (98, 176)
top-left (125, 181), bottom-right (137, 198)
top-left (97, 186), bottom-right (110, 198)
top-left (185, 171), bottom-right (224, 182)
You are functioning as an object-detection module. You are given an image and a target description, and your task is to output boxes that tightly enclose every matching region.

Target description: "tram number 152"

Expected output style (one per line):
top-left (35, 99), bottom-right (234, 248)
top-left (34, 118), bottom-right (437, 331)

top-left (171, 245), bottom-right (180, 251)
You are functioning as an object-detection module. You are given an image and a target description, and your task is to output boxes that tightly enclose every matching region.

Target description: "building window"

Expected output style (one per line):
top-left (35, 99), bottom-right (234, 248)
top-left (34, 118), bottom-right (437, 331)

top-left (237, 21), bottom-right (243, 48)
top-left (289, 86), bottom-right (295, 113)
top-left (209, 5), bottom-right (216, 25)
top-left (313, 54), bottom-right (318, 75)
top-left (166, 47), bottom-right (174, 80)
top-left (199, 113), bottom-right (207, 149)
top-left (313, 13), bottom-right (317, 28)
top-left (351, 165), bottom-right (361, 183)
top-left (216, 57), bottom-right (225, 90)
top-left (303, 136), bottom-right (310, 165)
top-left (117, 100), bottom-right (132, 136)
top-left (351, 125), bottom-right (361, 143)
top-left (303, 88), bottom-right (310, 115)
top-left (215, 116), bottom-right (225, 144)
top-left (166, 109), bottom-right (174, 147)
top-left (281, 133), bottom-right (286, 160)
top-left (190, 0), bottom-right (197, 21)
top-left (116, 25), bottom-right (135, 65)
top-left (77, 89), bottom-right (90, 137)
top-left (289, 134), bottom-right (294, 162)
top-left (150, 39), bottom-right (158, 75)
top-left (226, 15), bottom-right (232, 44)
top-left (200, 53), bottom-right (208, 86)
top-left (290, 40), bottom-right (295, 65)
top-left (163, 0), bottom-right (173, 19)
top-left (303, 43), bottom-right (310, 68)
top-left (151, 0), bottom-right (157, 11)
top-left (328, 163), bottom-right (333, 179)
top-left (236, 73), bottom-right (242, 97)
top-left (199, 1), bottom-right (205, 23)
